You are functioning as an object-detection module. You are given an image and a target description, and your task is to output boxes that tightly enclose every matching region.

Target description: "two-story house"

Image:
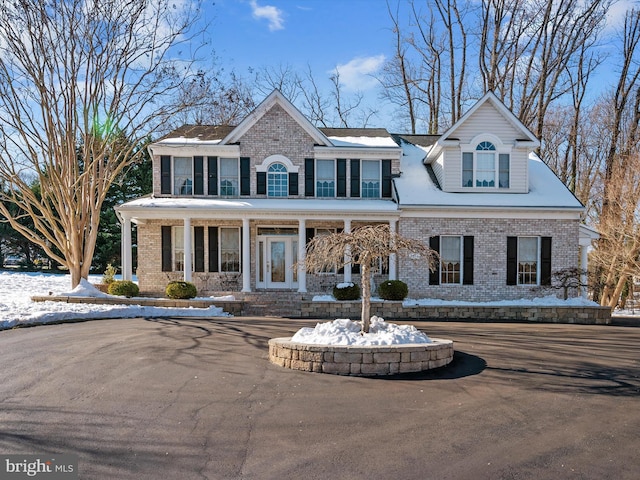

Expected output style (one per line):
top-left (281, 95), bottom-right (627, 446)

top-left (115, 90), bottom-right (595, 302)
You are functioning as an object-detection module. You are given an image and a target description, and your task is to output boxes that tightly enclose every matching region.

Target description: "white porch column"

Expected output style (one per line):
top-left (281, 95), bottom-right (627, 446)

top-left (242, 218), bottom-right (251, 292)
top-left (580, 245), bottom-right (589, 298)
top-left (343, 219), bottom-right (352, 283)
top-left (183, 217), bottom-right (192, 282)
top-left (121, 216), bottom-right (132, 281)
top-left (389, 220), bottom-right (397, 280)
top-left (298, 219), bottom-right (307, 293)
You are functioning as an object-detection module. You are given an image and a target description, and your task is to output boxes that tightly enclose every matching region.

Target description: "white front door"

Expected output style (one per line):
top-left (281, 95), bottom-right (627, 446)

top-left (257, 234), bottom-right (298, 289)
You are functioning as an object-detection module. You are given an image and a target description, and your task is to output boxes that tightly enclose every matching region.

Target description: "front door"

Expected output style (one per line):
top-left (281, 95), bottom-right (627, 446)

top-left (257, 234), bottom-right (298, 289)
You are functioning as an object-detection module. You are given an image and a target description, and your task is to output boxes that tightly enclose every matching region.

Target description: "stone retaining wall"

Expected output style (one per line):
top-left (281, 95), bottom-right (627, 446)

top-left (31, 295), bottom-right (243, 316)
top-left (301, 301), bottom-right (611, 324)
top-left (269, 337), bottom-right (454, 376)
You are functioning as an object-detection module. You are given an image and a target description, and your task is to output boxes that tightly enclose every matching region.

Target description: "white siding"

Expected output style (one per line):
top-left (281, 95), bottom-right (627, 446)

top-left (449, 102), bottom-right (520, 143)
top-left (509, 149), bottom-right (529, 192)
top-left (439, 100), bottom-right (531, 193)
top-left (432, 152), bottom-right (445, 188)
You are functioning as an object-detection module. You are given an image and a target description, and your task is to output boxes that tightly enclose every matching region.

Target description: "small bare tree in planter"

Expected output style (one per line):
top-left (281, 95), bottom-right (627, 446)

top-left (301, 224), bottom-right (437, 333)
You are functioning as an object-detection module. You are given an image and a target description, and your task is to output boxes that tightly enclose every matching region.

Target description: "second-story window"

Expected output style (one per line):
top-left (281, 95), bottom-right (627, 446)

top-left (219, 158), bottom-right (239, 196)
top-left (462, 141), bottom-right (510, 189)
top-left (174, 157), bottom-right (192, 195)
top-left (316, 159), bottom-right (335, 197)
top-left (268, 162), bottom-right (288, 197)
top-left (361, 160), bottom-right (381, 198)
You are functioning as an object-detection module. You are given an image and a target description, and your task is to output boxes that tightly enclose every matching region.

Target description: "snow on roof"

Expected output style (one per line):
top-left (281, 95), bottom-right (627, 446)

top-left (327, 136), bottom-right (399, 148)
top-left (156, 137), bottom-right (223, 145)
top-left (395, 139), bottom-right (583, 209)
top-left (118, 197), bottom-right (399, 215)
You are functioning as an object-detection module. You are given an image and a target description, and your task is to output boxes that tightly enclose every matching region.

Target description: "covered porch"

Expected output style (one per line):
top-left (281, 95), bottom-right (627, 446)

top-left (115, 197), bottom-right (401, 296)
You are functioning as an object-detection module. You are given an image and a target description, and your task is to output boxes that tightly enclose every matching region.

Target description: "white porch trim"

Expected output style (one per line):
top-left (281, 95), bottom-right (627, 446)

top-left (242, 218), bottom-right (251, 292)
top-left (183, 218), bottom-right (192, 282)
top-left (298, 219), bottom-right (307, 293)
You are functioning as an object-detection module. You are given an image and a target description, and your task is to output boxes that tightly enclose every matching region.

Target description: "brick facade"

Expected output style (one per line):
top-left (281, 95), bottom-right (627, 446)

top-left (398, 217), bottom-right (579, 301)
top-left (123, 90), bottom-right (586, 304)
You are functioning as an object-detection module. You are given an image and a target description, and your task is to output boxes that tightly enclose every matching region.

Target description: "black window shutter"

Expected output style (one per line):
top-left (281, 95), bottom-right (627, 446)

top-left (541, 237), bottom-right (552, 286)
top-left (257, 172), bottom-right (267, 195)
top-left (194, 157), bottom-right (204, 195)
top-left (382, 159), bottom-right (392, 198)
top-left (194, 226), bottom-right (204, 272)
top-left (337, 159), bottom-right (347, 197)
top-left (306, 228), bottom-right (315, 244)
top-left (208, 156), bottom-right (218, 195)
top-left (289, 172), bottom-right (298, 196)
top-left (463, 236), bottom-right (474, 285)
top-left (506, 236), bottom-right (518, 285)
top-left (350, 159), bottom-right (360, 197)
top-left (161, 226), bottom-right (172, 272)
top-left (429, 236), bottom-right (440, 285)
top-left (208, 227), bottom-right (219, 272)
top-left (305, 158), bottom-right (315, 196)
top-left (161, 156), bottom-right (171, 194)
top-left (240, 157), bottom-right (251, 195)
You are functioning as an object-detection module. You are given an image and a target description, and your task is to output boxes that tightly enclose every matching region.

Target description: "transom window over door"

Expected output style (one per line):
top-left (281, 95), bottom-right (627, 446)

top-left (268, 162), bottom-right (288, 197)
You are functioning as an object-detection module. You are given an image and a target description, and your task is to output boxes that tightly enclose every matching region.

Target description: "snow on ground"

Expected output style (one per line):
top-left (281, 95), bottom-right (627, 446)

top-left (1, 271), bottom-right (635, 337)
top-left (0, 271), bottom-right (229, 331)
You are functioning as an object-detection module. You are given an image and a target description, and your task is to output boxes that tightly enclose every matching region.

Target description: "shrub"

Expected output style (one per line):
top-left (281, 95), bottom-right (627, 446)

top-left (108, 280), bottom-right (139, 297)
top-left (378, 280), bottom-right (409, 301)
top-left (166, 281), bottom-right (197, 299)
top-left (102, 264), bottom-right (117, 285)
top-left (333, 282), bottom-right (360, 301)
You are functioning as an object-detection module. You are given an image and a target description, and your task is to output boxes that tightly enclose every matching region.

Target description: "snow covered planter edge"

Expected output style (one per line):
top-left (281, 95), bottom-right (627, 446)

top-left (269, 337), bottom-right (454, 376)
top-left (269, 318), bottom-right (454, 376)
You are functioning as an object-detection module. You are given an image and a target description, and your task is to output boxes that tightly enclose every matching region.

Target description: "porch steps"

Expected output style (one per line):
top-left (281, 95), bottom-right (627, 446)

top-left (240, 291), bottom-right (307, 317)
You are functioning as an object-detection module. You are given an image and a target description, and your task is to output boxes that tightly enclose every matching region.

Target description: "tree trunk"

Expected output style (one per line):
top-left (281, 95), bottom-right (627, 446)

top-left (360, 261), bottom-right (372, 333)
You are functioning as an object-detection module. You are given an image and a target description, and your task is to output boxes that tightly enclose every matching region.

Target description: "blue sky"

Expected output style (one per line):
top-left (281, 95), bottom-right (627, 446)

top-left (202, 0), bottom-right (393, 93)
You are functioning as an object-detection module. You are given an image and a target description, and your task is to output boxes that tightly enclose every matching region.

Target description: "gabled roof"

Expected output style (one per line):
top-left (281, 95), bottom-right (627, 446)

top-left (222, 89), bottom-right (332, 146)
top-left (426, 91), bottom-right (540, 162)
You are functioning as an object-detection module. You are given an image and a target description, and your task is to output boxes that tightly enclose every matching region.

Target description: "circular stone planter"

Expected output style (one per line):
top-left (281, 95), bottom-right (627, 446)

top-left (268, 337), bottom-right (454, 376)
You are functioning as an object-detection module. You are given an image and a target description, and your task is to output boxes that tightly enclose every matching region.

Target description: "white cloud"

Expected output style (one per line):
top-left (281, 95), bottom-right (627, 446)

top-left (249, 0), bottom-right (284, 31)
top-left (333, 55), bottom-right (386, 91)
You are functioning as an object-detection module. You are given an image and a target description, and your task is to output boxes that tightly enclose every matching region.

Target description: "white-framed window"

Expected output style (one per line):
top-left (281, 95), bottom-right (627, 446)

top-left (268, 162), bottom-right (288, 197)
top-left (518, 236), bottom-right (539, 285)
top-left (174, 157), bottom-right (193, 195)
top-left (361, 160), bottom-right (381, 198)
top-left (220, 227), bottom-right (241, 272)
top-left (316, 159), bottom-right (335, 197)
top-left (440, 236), bottom-right (462, 284)
top-left (219, 158), bottom-right (239, 196)
top-left (173, 226), bottom-right (193, 271)
top-left (462, 141), bottom-right (510, 189)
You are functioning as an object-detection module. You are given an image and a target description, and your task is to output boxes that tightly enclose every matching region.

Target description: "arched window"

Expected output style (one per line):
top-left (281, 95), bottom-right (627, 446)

top-left (268, 162), bottom-right (288, 197)
top-left (462, 140), bottom-right (509, 189)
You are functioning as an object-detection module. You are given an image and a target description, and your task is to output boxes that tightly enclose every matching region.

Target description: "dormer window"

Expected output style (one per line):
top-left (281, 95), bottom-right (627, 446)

top-left (462, 140), bottom-right (510, 189)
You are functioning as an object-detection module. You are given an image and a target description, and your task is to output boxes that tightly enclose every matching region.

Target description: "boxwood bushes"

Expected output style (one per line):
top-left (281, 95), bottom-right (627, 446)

top-left (166, 281), bottom-right (197, 299)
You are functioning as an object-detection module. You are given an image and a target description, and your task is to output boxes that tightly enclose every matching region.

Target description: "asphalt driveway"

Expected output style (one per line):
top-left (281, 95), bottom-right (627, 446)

top-left (0, 317), bottom-right (638, 479)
